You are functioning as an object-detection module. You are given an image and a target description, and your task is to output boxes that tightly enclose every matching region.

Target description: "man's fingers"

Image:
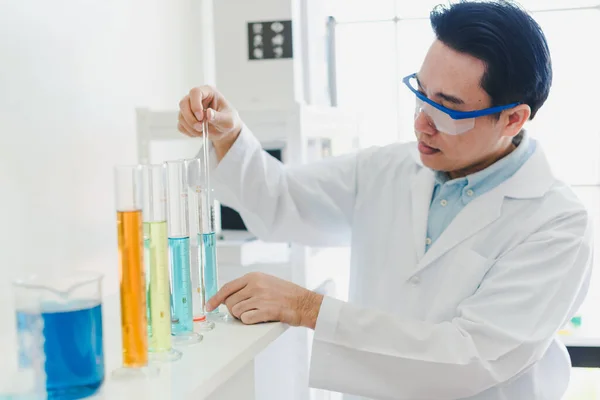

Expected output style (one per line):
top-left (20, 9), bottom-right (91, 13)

top-left (189, 86), bottom-right (217, 121)
top-left (179, 95), bottom-right (201, 130)
top-left (177, 122), bottom-right (192, 137)
top-left (178, 112), bottom-right (200, 137)
top-left (224, 288), bottom-right (253, 315)
top-left (188, 88), bottom-right (205, 121)
top-left (177, 117), bottom-right (195, 137)
top-left (240, 309), bottom-right (273, 325)
top-left (230, 297), bottom-right (259, 319)
top-left (206, 275), bottom-right (249, 312)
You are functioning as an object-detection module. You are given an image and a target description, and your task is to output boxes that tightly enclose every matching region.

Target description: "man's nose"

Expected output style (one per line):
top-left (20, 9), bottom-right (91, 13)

top-left (414, 109), bottom-right (436, 136)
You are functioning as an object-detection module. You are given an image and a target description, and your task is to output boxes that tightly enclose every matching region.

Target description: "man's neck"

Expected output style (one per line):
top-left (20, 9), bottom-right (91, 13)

top-left (447, 141), bottom-right (517, 180)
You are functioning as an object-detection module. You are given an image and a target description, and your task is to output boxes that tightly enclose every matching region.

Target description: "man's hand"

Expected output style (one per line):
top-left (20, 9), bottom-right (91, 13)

top-left (206, 272), bottom-right (324, 329)
top-left (177, 85), bottom-right (243, 161)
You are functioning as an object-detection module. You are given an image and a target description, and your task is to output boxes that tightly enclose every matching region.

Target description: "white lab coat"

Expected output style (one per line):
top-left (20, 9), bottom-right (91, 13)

top-left (209, 126), bottom-right (593, 400)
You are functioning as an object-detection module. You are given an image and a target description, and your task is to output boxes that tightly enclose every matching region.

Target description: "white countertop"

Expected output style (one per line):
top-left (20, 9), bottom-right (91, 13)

top-left (93, 299), bottom-right (288, 400)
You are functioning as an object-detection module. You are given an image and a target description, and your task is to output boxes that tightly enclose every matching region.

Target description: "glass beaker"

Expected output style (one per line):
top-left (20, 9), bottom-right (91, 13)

top-left (0, 289), bottom-right (45, 400)
top-left (13, 271), bottom-right (105, 399)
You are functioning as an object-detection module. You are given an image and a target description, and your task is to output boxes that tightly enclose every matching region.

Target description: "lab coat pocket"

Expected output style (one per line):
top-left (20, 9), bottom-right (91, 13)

top-left (430, 249), bottom-right (493, 316)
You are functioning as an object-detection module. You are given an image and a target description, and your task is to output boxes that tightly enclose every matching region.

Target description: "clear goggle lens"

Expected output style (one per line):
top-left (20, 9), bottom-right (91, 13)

top-left (415, 98), bottom-right (475, 135)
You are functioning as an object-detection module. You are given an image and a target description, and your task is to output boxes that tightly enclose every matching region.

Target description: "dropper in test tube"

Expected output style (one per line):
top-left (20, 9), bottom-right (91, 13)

top-left (142, 164), bottom-right (183, 362)
top-left (200, 110), bottom-right (230, 321)
top-left (112, 165), bottom-right (157, 379)
top-left (166, 160), bottom-right (203, 345)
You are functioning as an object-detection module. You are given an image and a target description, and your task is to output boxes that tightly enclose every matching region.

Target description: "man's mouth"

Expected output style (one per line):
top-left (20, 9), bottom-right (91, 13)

top-left (418, 141), bottom-right (440, 155)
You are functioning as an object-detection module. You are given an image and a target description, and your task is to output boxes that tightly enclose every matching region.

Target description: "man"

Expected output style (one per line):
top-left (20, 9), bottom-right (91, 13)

top-left (177, 1), bottom-right (593, 399)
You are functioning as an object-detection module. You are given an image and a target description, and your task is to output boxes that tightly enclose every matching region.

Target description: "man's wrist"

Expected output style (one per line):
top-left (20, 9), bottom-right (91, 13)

top-left (299, 291), bottom-right (324, 330)
top-left (213, 127), bottom-right (242, 161)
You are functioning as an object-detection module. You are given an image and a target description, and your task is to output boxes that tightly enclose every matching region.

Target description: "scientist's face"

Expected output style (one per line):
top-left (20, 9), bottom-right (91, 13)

top-left (413, 40), bottom-right (527, 178)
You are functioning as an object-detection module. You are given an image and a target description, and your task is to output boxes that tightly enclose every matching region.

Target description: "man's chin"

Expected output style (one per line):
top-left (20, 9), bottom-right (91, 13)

top-left (419, 152), bottom-right (446, 170)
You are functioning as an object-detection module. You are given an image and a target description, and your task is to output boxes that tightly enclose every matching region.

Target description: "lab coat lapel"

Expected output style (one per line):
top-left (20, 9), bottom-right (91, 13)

top-left (413, 141), bottom-right (554, 272)
top-left (410, 167), bottom-right (436, 262)
top-left (417, 192), bottom-right (504, 270)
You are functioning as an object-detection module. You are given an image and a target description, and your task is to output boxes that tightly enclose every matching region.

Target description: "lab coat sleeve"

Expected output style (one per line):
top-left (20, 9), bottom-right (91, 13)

top-left (309, 210), bottom-right (593, 400)
top-left (208, 125), bottom-right (358, 246)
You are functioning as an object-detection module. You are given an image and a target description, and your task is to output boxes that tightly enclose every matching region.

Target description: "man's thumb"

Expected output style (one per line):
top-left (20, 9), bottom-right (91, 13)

top-left (208, 108), bottom-right (236, 132)
top-left (207, 108), bottom-right (223, 123)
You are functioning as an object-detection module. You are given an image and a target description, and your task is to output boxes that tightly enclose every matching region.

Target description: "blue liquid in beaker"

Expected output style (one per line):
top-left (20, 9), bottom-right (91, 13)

top-left (17, 302), bottom-right (104, 399)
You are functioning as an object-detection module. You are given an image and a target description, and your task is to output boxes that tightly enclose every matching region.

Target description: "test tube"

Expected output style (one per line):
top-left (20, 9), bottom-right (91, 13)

top-left (112, 165), bottom-right (157, 379)
top-left (142, 164), bottom-right (183, 362)
top-left (187, 158), bottom-right (216, 330)
top-left (166, 160), bottom-right (203, 345)
top-left (199, 118), bottom-right (230, 321)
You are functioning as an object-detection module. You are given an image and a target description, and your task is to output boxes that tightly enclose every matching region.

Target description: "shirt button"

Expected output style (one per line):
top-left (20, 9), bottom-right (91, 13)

top-left (466, 189), bottom-right (474, 197)
top-left (410, 276), bottom-right (420, 286)
top-left (425, 238), bottom-right (432, 245)
top-left (440, 199), bottom-right (448, 207)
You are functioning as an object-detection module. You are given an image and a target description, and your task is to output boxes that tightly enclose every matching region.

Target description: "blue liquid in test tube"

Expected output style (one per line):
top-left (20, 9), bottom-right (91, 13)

top-left (166, 160), bottom-right (203, 345)
top-left (169, 236), bottom-right (193, 333)
top-left (200, 232), bottom-right (218, 305)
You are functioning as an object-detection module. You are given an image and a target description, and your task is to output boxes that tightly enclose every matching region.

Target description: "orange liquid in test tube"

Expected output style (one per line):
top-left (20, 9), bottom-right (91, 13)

top-left (117, 210), bottom-right (148, 367)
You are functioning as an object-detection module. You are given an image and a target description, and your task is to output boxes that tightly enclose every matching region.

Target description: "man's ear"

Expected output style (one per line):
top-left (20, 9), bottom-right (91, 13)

top-left (502, 104), bottom-right (531, 138)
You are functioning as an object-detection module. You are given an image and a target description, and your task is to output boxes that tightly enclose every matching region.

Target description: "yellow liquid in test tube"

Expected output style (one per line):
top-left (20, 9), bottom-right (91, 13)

top-left (144, 221), bottom-right (173, 352)
top-left (117, 210), bottom-right (148, 368)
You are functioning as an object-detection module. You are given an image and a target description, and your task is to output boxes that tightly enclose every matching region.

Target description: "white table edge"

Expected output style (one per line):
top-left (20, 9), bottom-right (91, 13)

top-left (196, 321), bottom-right (289, 399)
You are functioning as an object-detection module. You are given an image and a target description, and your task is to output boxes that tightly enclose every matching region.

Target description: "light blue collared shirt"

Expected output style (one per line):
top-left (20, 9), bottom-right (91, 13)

top-left (425, 133), bottom-right (536, 252)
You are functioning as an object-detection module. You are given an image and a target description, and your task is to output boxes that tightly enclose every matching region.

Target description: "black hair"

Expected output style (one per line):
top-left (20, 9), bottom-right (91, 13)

top-left (430, 0), bottom-right (552, 119)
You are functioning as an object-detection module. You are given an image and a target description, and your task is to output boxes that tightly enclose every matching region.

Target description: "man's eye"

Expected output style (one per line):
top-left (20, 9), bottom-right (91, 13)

top-left (442, 104), bottom-right (461, 112)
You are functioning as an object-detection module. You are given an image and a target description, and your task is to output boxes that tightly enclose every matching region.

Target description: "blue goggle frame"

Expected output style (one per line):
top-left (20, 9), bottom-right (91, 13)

top-left (402, 73), bottom-right (520, 120)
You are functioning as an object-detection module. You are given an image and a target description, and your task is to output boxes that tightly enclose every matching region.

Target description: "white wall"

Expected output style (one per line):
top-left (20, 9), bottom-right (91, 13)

top-left (0, 0), bottom-right (204, 354)
top-left (212, 0), bottom-right (334, 112)
top-left (301, 0), bottom-right (332, 107)
top-left (213, 0), bottom-right (300, 111)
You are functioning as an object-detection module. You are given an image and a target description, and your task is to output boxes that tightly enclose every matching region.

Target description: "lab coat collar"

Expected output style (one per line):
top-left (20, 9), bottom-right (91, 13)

top-left (409, 140), bottom-right (555, 271)
top-left (497, 140), bottom-right (554, 199)
top-left (410, 137), bottom-right (553, 198)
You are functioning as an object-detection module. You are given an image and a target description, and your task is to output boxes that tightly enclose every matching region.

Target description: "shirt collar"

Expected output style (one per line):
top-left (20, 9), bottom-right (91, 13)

top-left (433, 131), bottom-right (533, 193)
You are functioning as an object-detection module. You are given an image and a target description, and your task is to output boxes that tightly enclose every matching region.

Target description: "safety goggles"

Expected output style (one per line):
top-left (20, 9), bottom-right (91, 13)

top-left (402, 73), bottom-right (520, 135)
